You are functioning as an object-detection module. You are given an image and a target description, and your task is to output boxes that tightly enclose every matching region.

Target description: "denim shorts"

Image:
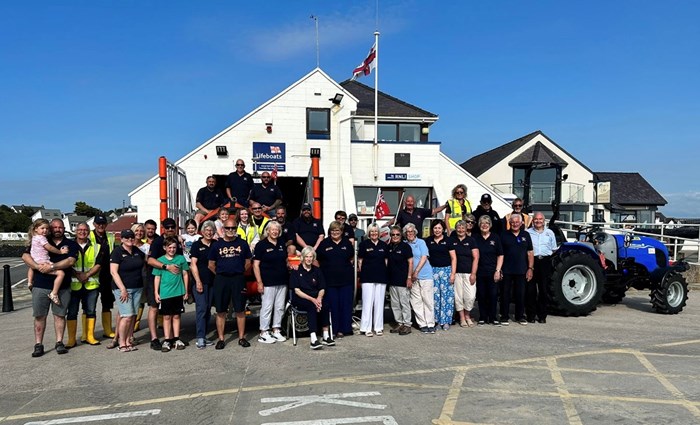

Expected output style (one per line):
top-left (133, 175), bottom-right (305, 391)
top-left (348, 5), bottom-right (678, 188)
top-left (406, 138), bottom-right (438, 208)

top-left (113, 288), bottom-right (143, 317)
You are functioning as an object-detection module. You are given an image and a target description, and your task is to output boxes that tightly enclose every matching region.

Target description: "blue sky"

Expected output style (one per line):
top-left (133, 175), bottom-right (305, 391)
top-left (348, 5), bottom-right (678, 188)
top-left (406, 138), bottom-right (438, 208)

top-left (1, 1), bottom-right (698, 217)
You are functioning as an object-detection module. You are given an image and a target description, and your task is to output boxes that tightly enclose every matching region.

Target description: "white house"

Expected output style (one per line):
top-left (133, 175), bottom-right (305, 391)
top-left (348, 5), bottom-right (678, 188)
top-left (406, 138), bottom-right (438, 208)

top-left (129, 68), bottom-right (510, 233)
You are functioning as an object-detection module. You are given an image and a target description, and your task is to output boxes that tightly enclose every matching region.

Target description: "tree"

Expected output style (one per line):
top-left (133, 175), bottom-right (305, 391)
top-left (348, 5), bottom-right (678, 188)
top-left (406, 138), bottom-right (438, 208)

top-left (74, 201), bottom-right (103, 218)
top-left (0, 204), bottom-right (32, 232)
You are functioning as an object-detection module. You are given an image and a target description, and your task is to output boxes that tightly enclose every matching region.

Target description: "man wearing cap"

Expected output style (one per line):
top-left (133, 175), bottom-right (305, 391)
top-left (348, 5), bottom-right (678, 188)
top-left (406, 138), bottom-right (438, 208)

top-left (145, 218), bottom-right (183, 350)
top-left (348, 213), bottom-right (365, 243)
top-left (225, 159), bottom-right (254, 208)
top-left (22, 219), bottom-right (79, 357)
top-left (90, 214), bottom-right (116, 339)
top-left (208, 217), bottom-right (252, 349)
top-left (293, 203), bottom-right (325, 251)
top-left (248, 172), bottom-right (283, 218)
top-left (195, 176), bottom-right (227, 224)
top-left (473, 194), bottom-right (503, 234)
top-left (389, 195), bottom-right (446, 237)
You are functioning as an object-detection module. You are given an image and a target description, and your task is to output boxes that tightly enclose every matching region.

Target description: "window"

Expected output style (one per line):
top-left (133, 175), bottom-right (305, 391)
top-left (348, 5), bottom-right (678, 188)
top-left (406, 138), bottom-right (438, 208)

top-left (307, 108), bottom-right (330, 139)
top-left (376, 123), bottom-right (420, 141)
top-left (512, 167), bottom-right (557, 204)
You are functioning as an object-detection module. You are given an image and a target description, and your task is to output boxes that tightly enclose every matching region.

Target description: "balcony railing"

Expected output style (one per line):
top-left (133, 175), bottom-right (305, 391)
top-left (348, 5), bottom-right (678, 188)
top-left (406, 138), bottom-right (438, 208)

top-left (491, 182), bottom-right (585, 204)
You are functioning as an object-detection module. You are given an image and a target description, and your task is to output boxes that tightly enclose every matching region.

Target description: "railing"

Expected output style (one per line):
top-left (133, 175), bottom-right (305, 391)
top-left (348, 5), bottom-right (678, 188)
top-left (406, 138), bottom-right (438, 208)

top-left (554, 220), bottom-right (700, 265)
top-left (491, 182), bottom-right (585, 204)
top-left (161, 157), bottom-right (194, 229)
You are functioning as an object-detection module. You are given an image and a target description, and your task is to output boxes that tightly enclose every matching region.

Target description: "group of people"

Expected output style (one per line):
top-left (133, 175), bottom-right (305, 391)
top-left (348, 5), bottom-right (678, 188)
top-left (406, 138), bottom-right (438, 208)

top-left (24, 163), bottom-right (559, 355)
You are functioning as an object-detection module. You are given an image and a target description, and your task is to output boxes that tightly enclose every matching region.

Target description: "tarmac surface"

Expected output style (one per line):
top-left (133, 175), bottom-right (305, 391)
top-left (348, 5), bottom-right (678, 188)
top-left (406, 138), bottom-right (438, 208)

top-left (1, 257), bottom-right (700, 425)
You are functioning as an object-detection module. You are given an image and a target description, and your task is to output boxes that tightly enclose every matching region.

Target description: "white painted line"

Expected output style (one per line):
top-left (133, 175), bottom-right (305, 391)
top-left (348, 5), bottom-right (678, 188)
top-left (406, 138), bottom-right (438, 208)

top-left (261, 416), bottom-right (398, 425)
top-left (23, 409), bottom-right (160, 424)
top-left (260, 392), bottom-right (385, 417)
top-left (12, 278), bottom-right (28, 288)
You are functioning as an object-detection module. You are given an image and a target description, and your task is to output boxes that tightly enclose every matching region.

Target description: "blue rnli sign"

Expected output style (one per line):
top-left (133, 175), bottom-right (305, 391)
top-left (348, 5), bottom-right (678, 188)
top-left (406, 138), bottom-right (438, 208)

top-left (253, 142), bottom-right (286, 164)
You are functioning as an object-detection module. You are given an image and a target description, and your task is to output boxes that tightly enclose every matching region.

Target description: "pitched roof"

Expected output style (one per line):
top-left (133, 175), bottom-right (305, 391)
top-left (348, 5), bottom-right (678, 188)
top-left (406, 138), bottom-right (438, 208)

top-left (508, 141), bottom-right (568, 167)
top-left (594, 172), bottom-right (667, 206)
top-left (340, 80), bottom-right (437, 118)
top-left (460, 130), bottom-right (593, 177)
top-left (460, 130), bottom-right (541, 177)
top-left (106, 215), bottom-right (138, 233)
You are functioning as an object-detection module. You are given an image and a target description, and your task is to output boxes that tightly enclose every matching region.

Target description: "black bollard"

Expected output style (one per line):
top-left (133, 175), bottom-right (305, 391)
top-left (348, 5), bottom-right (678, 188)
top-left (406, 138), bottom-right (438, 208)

top-left (2, 264), bottom-right (13, 312)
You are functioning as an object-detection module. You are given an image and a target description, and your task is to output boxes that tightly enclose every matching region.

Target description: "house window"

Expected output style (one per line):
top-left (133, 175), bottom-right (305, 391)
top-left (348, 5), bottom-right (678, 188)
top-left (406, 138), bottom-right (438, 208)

top-left (376, 123), bottom-right (421, 142)
top-left (512, 167), bottom-right (557, 204)
top-left (307, 108), bottom-right (330, 139)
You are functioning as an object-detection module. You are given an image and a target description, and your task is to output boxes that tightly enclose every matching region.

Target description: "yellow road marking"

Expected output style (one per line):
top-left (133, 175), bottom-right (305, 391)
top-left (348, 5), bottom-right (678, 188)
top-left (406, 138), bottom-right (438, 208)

top-left (3, 344), bottom-right (700, 423)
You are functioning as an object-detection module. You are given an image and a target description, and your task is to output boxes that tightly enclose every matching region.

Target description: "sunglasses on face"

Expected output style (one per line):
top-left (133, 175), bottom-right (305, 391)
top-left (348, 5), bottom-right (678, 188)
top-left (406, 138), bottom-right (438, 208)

top-left (235, 163), bottom-right (244, 167)
top-left (466, 221), bottom-right (475, 224)
top-left (390, 233), bottom-right (401, 237)
top-left (164, 225), bottom-right (175, 230)
top-left (455, 191), bottom-right (464, 194)
top-left (251, 207), bottom-right (262, 211)
top-left (224, 226), bottom-right (236, 230)
top-left (513, 204), bottom-right (523, 208)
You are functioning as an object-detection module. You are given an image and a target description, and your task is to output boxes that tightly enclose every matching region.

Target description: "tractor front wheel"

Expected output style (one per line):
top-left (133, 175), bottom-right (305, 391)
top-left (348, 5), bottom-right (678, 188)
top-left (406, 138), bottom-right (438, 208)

top-left (549, 252), bottom-right (605, 316)
top-left (650, 273), bottom-right (688, 314)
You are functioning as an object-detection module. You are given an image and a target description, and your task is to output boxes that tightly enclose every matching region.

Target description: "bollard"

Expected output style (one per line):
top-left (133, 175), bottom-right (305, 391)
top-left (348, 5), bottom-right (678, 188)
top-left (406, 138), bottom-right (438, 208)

top-left (2, 264), bottom-right (13, 312)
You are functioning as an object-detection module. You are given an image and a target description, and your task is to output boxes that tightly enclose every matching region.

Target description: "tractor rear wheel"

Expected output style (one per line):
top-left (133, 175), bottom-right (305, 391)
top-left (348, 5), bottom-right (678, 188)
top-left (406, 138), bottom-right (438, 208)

top-left (549, 251), bottom-right (605, 316)
top-left (650, 273), bottom-right (688, 314)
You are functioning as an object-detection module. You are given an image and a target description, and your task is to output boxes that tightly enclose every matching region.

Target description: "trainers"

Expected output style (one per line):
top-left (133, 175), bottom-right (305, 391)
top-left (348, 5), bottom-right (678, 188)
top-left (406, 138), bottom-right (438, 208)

top-left (501, 320), bottom-right (510, 326)
top-left (518, 319), bottom-right (528, 326)
top-left (55, 341), bottom-right (68, 355)
top-left (196, 338), bottom-right (206, 350)
top-left (238, 338), bottom-right (250, 348)
top-left (150, 338), bottom-right (162, 351)
top-left (258, 332), bottom-right (276, 344)
top-left (271, 331), bottom-right (286, 342)
top-left (204, 339), bottom-right (216, 346)
top-left (492, 321), bottom-right (502, 327)
top-left (420, 327), bottom-right (429, 334)
top-left (161, 341), bottom-right (172, 352)
top-left (321, 337), bottom-right (335, 346)
top-left (428, 327), bottom-right (436, 334)
top-left (399, 325), bottom-right (412, 335)
top-left (443, 324), bottom-right (450, 331)
top-left (477, 320), bottom-right (485, 326)
top-left (215, 340), bottom-right (226, 350)
top-left (375, 330), bottom-right (383, 336)
top-left (310, 340), bottom-right (323, 350)
top-left (390, 324), bottom-right (401, 333)
top-left (31, 343), bottom-right (45, 358)
top-left (174, 340), bottom-right (186, 350)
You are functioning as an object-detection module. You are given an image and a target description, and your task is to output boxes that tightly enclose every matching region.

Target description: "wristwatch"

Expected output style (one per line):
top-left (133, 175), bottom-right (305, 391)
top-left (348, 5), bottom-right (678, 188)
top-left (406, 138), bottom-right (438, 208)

top-left (161, 264), bottom-right (167, 270)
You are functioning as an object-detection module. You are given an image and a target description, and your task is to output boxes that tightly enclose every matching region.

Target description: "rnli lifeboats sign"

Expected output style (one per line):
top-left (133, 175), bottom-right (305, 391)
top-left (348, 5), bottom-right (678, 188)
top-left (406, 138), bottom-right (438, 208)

top-left (253, 142), bottom-right (286, 172)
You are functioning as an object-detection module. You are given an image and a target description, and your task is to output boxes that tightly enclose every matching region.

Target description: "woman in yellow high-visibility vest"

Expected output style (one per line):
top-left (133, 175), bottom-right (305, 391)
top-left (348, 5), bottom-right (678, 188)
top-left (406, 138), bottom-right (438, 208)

top-left (446, 184), bottom-right (472, 235)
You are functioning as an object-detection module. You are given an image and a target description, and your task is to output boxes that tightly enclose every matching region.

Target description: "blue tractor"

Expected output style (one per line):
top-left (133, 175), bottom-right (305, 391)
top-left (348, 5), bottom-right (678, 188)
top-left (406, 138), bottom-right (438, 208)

top-left (548, 226), bottom-right (690, 316)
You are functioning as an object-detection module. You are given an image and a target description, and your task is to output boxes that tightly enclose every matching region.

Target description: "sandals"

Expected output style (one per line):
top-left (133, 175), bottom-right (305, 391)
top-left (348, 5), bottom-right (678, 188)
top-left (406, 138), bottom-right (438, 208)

top-left (106, 339), bottom-right (119, 349)
top-left (48, 292), bottom-right (61, 305)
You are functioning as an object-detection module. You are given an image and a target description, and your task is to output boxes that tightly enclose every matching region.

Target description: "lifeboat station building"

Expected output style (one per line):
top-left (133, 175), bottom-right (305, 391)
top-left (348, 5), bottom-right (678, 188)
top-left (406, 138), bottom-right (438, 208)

top-left (129, 68), bottom-right (511, 231)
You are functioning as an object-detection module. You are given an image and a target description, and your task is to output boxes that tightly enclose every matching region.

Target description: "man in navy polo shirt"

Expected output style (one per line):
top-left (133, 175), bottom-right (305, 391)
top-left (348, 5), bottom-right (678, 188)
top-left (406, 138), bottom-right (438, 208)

top-left (195, 175), bottom-right (227, 224)
top-left (275, 206), bottom-right (295, 248)
top-left (208, 217), bottom-right (252, 349)
top-left (22, 219), bottom-right (79, 357)
top-left (249, 172), bottom-right (283, 218)
top-left (389, 195), bottom-right (446, 237)
top-left (225, 159), bottom-right (254, 208)
top-left (293, 203), bottom-right (324, 252)
top-left (499, 213), bottom-right (534, 326)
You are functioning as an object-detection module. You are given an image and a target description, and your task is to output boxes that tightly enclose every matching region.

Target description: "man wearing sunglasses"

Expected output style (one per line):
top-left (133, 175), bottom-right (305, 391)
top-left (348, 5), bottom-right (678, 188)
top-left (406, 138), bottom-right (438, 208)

top-left (90, 215), bottom-right (116, 339)
top-left (208, 218), bottom-right (252, 349)
top-left (503, 198), bottom-right (532, 231)
top-left (146, 218), bottom-right (183, 350)
top-left (225, 159), bottom-right (254, 208)
top-left (249, 172), bottom-right (283, 218)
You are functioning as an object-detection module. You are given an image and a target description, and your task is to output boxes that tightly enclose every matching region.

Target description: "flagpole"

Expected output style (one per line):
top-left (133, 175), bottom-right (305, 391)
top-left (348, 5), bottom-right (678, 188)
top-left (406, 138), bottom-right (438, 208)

top-left (373, 30), bottom-right (379, 181)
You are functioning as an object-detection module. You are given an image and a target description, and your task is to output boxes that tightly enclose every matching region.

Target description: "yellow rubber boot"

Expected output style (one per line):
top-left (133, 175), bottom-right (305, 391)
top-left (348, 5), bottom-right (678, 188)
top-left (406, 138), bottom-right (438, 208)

top-left (102, 311), bottom-right (115, 338)
top-left (133, 306), bottom-right (144, 332)
top-left (80, 314), bottom-right (87, 342)
top-left (66, 319), bottom-right (78, 348)
top-left (86, 318), bottom-right (101, 345)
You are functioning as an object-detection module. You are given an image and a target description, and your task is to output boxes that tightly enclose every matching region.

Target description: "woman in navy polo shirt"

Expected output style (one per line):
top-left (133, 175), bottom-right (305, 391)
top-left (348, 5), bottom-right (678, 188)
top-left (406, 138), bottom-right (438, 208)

top-left (109, 229), bottom-right (145, 352)
top-left (357, 223), bottom-right (389, 337)
top-left (253, 221), bottom-right (289, 344)
top-left (449, 220), bottom-right (479, 327)
top-left (290, 247), bottom-right (334, 349)
top-left (316, 221), bottom-right (355, 338)
top-left (425, 219), bottom-right (456, 330)
top-left (386, 225), bottom-right (413, 335)
top-left (474, 215), bottom-right (503, 326)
